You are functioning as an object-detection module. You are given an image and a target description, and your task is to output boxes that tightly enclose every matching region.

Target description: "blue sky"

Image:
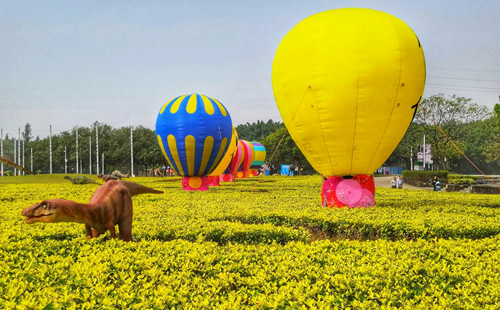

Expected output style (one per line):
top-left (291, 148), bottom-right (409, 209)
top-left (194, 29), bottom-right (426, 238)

top-left (1, 1), bottom-right (499, 138)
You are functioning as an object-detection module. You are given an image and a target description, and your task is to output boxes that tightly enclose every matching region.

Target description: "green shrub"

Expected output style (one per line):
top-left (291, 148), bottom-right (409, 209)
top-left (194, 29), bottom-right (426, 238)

top-left (2, 176), bottom-right (500, 308)
top-left (448, 175), bottom-right (477, 185)
top-left (402, 170), bottom-right (448, 186)
top-left (402, 170), bottom-right (448, 179)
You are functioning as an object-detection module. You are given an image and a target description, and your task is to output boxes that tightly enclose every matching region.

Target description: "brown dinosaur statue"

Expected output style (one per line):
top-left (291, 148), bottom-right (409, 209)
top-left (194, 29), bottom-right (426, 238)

top-left (98, 174), bottom-right (120, 182)
top-left (21, 181), bottom-right (163, 241)
top-left (64, 175), bottom-right (101, 185)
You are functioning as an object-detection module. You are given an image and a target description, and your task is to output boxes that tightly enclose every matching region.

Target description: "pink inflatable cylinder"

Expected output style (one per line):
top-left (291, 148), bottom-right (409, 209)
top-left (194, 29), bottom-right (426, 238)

top-left (321, 174), bottom-right (375, 208)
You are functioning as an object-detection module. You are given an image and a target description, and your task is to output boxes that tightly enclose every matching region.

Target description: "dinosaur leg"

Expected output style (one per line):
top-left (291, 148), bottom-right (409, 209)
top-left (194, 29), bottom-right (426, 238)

top-left (118, 194), bottom-right (133, 242)
top-left (92, 228), bottom-right (101, 238)
top-left (85, 224), bottom-right (93, 239)
top-left (107, 223), bottom-right (117, 239)
top-left (118, 219), bottom-right (133, 241)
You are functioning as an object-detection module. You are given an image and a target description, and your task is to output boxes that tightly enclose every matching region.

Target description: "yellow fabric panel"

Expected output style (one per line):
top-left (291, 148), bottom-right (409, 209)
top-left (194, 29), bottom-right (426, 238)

top-left (272, 8), bottom-right (425, 176)
top-left (167, 134), bottom-right (185, 176)
top-left (185, 135), bottom-right (196, 176)
top-left (198, 136), bottom-right (214, 175)
top-left (157, 135), bottom-right (175, 173)
top-left (200, 94), bottom-right (215, 115)
top-left (168, 95), bottom-right (187, 114)
top-left (186, 95), bottom-right (198, 114)
top-left (207, 137), bottom-right (228, 175)
top-left (210, 127), bottom-right (238, 176)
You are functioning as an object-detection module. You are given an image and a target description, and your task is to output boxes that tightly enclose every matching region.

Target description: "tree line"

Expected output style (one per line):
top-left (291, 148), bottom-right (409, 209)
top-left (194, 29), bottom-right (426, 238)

top-left (252, 94), bottom-right (500, 175)
top-left (1, 94), bottom-right (499, 176)
top-left (1, 123), bottom-right (164, 176)
top-left (387, 94), bottom-right (499, 174)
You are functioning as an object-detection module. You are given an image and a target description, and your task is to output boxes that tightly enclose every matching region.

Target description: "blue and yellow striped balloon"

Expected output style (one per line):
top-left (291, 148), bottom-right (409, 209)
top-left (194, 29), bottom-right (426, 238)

top-left (155, 94), bottom-right (233, 177)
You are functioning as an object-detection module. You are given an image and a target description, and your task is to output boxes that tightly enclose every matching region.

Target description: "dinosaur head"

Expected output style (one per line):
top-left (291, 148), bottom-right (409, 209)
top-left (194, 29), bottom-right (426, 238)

top-left (21, 200), bottom-right (60, 224)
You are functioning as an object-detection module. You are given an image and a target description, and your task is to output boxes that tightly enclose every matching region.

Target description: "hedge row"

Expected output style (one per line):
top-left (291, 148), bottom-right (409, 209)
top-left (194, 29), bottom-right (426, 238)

top-left (1, 176), bottom-right (500, 308)
top-left (402, 170), bottom-right (448, 187)
top-left (448, 174), bottom-right (478, 185)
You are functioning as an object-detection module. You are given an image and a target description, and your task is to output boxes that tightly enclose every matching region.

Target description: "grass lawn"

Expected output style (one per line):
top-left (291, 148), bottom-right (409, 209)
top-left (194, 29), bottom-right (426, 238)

top-left (1, 176), bottom-right (499, 308)
top-left (0, 174), bottom-right (101, 184)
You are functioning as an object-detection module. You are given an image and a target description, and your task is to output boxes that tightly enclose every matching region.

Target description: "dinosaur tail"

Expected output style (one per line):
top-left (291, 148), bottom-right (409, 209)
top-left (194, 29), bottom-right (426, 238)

top-left (0, 156), bottom-right (34, 175)
top-left (120, 181), bottom-right (163, 196)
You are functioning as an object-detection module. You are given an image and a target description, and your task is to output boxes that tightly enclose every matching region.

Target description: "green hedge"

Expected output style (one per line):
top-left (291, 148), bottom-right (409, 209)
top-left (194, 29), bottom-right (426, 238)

top-left (2, 177), bottom-right (500, 308)
top-left (402, 170), bottom-right (448, 179)
top-left (448, 175), bottom-right (478, 185)
top-left (402, 170), bottom-right (448, 187)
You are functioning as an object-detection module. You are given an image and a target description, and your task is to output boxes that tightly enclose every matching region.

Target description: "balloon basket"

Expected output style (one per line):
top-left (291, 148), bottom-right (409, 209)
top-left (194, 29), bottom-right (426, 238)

top-left (235, 171), bottom-right (248, 179)
top-left (220, 174), bottom-right (234, 182)
top-left (208, 175), bottom-right (220, 187)
top-left (322, 174), bottom-right (375, 208)
top-left (182, 176), bottom-right (209, 191)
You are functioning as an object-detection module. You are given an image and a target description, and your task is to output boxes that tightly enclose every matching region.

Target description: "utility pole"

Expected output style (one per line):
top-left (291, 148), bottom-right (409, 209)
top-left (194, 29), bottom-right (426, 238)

top-left (14, 139), bottom-right (17, 176)
top-left (89, 136), bottom-right (92, 175)
top-left (18, 128), bottom-right (21, 175)
top-left (130, 126), bottom-right (134, 177)
top-left (21, 139), bottom-right (26, 175)
top-left (95, 122), bottom-right (99, 175)
top-left (31, 147), bottom-right (33, 173)
top-left (422, 134), bottom-right (426, 171)
top-left (410, 148), bottom-right (413, 171)
top-left (0, 128), bottom-right (3, 177)
top-left (50, 125), bottom-right (53, 174)
top-left (75, 125), bottom-right (79, 174)
top-left (64, 146), bottom-right (67, 174)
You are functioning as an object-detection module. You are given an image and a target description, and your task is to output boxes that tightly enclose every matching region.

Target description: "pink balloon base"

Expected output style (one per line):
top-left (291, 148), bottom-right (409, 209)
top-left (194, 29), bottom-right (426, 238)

top-left (235, 170), bottom-right (248, 179)
top-left (208, 175), bottom-right (220, 187)
top-left (322, 174), bottom-right (375, 208)
top-left (220, 174), bottom-right (235, 182)
top-left (182, 176), bottom-right (209, 191)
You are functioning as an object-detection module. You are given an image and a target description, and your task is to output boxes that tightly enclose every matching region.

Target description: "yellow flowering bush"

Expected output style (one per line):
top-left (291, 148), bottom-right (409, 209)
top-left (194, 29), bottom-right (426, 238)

top-left (1, 175), bottom-right (499, 308)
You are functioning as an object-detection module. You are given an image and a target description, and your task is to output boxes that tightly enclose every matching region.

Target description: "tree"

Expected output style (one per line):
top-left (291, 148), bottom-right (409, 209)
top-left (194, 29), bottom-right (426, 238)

top-left (100, 126), bottom-right (131, 173)
top-left (133, 126), bottom-right (165, 173)
top-left (22, 123), bottom-right (32, 144)
top-left (385, 123), bottom-right (424, 168)
top-left (494, 102), bottom-right (500, 129)
top-left (1, 134), bottom-right (14, 167)
top-left (236, 119), bottom-right (282, 142)
top-left (29, 137), bottom-right (50, 173)
top-left (456, 116), bottom-right (496, 172)
top-left (414, 94), bottom-right (490, 126)
top-left (263, 127), bottom-right (313, 174)
top-left (22, 123), bottom-right (165, 175)
top-left (483, 101), bottom-right (500, 168)
top-left (413, 94), bottom-right (491, 170)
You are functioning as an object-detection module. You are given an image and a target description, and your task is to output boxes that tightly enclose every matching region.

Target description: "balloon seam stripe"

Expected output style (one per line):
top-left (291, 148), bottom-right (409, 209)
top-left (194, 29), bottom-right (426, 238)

top-left (366, 37), bottom-right (404, 172)
top-left (185, 135), bottom-right (196, 176)
top-left (350, 70), bottom-right (360, 175)
top-left (167, 135), bottom-right (185, 176)
top-left (157, 135), bottom-right (179, 176)
top-left (208, 138), bottom-right (228, 174)
top-left (198, 136), bottom-right (214, 175)
top-left (310, 86), bottom-right (336, 176)
top-left (160, 95), bottom-right (180, 114)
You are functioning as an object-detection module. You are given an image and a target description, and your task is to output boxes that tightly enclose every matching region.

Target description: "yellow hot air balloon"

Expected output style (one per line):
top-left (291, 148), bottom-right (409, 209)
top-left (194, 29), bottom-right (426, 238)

top-left (272, 8), bottom-right (425, 207)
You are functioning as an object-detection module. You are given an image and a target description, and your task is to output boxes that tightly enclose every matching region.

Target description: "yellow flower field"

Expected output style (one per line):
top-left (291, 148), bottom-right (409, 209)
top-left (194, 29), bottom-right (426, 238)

top-left (1, 176), bottom-right (500, 309)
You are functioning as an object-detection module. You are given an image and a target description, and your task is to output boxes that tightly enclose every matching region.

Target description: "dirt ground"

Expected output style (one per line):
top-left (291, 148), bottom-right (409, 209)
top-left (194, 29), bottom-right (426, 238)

top-left (374, 175), bottom-right (433, 190)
